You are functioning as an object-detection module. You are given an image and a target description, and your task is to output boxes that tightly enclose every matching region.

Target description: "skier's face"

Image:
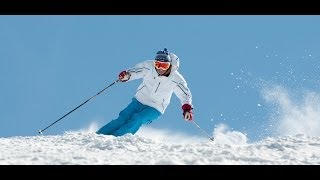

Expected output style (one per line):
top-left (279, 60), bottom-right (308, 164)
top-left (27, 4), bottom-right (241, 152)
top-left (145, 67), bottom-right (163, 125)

top-left (154, 61), bottom-right (171, 70)
top-left (156, 65), bottom-right (171, 76)
top-left (156, 68), bottom-right (167, 75)
top-left (154, 60), bottom-right (171, 76)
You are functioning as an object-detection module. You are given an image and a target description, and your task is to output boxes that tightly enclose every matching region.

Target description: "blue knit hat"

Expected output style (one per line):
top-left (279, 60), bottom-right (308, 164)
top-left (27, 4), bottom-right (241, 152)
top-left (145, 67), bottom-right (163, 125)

top-left (155, 48), bottom-right (171, 62)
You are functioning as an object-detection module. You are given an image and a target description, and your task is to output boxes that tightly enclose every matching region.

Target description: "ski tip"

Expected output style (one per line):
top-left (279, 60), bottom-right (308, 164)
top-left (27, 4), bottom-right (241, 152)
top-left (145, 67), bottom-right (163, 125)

top-left (38, 130), bottom-right (43, 135)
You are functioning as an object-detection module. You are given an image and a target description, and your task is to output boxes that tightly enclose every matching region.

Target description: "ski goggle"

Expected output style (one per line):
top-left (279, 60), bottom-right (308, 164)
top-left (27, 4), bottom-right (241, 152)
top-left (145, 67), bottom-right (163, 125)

top-left (154, 60), bottom-right (171, 70)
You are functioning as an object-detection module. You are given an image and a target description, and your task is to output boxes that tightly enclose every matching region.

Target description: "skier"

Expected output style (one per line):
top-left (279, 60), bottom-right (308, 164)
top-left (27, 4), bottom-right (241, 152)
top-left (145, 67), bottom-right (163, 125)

top-left (96, 48), bottom-right (193, 136)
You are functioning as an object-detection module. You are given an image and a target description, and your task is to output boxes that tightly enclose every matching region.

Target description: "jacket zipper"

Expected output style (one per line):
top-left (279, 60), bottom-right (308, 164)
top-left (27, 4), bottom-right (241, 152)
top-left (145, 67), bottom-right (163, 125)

top-left (155, 82), bottom-right (160, 93)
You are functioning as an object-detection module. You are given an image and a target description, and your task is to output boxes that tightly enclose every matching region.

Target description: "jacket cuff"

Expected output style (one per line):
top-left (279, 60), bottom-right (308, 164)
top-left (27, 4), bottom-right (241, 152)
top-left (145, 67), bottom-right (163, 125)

top-left (182, 104), bottom-right (193, 112)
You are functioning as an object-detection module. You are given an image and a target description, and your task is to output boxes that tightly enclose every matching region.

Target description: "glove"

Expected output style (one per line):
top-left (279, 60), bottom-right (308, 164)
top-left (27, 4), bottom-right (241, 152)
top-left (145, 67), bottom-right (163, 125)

top-left (118, 70), bottom-right (130, 82)
top-left (182, 104), bottom-right (193, 121)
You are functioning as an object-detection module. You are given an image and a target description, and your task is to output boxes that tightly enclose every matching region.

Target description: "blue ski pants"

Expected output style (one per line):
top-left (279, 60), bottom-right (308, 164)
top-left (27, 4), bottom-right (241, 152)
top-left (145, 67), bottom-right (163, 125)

top-left (96, 98), bottom-right (161, 136)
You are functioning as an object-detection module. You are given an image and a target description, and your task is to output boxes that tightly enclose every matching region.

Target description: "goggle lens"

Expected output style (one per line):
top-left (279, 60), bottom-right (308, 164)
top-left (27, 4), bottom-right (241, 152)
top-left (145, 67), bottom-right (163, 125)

top-left (154, 61), bottom-right (171, 70)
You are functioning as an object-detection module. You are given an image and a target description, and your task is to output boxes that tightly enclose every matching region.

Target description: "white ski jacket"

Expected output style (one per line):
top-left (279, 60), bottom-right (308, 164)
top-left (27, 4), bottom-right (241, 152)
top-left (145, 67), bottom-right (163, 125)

top-left (126, 53), bottom-right (192, 114)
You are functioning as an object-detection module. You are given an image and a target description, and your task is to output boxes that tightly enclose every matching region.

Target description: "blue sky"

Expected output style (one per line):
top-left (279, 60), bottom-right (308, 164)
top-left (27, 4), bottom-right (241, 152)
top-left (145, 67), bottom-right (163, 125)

top-left (1, 15), bottom-right (320, 142)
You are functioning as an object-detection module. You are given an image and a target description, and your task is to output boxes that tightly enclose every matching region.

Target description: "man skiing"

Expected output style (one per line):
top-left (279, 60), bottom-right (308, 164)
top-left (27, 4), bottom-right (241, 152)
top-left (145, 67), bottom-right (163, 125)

top-left (96, 48), bottom-right (193, 136)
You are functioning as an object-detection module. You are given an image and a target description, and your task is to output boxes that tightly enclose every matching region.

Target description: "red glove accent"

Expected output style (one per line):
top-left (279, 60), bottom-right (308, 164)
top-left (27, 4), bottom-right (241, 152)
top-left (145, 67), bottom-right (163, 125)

top-left (118, 70), bottom-right (130, 82)
top-left (182, 104), bottom-right (193, 121)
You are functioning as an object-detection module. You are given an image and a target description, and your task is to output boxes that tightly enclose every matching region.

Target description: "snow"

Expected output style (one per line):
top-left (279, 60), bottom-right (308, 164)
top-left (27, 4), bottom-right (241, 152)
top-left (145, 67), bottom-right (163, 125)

top-left (1, 126), bottom-right (320, 165)
top-left (262, 85), bottom-right (320, 137)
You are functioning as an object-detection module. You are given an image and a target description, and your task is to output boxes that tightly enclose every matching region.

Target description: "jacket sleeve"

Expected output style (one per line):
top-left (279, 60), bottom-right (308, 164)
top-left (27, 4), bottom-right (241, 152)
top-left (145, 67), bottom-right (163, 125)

top-left (126, 60), bottom-right (152, 81)
top-left (173, 72), bottom-right (193, 107)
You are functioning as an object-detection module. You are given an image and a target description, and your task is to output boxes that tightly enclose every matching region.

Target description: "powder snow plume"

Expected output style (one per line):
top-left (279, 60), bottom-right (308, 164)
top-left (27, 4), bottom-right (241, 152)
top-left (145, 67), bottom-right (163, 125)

top-left (263, 85), bottom-right (320, 137)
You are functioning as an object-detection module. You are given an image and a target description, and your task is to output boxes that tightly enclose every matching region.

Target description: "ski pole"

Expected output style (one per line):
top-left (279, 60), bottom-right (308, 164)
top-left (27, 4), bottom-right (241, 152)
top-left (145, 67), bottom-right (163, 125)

top-left (39, 80), bottom-right (119, 134)
top-left (192, 120), bottom-right (214, 141)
